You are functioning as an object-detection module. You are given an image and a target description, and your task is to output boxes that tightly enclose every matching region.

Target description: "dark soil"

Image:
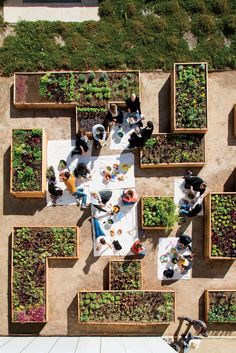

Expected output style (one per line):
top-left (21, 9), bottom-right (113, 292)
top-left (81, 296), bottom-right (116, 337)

top-left (110, 261), bottom-right (142, 290)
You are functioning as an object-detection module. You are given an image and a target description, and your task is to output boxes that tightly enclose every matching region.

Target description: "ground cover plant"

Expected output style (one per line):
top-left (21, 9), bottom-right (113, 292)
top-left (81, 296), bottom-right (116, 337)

top-left (12, 227), bottom-right (77, 323)
top-left (110, 260), bottom-right (142, 290)
top-left (211, 194), bottom-right (236, 258)
top-left (15, 71), bottom-right (139, 105)
top-left (141, 134), bottom-right (205, 165)
top-left (77, 107), bottom-right (107, 131)
top-left (12, 129), bottom-right (43, 191)
top-left (175, 63), bottom-right (207, 128)
top-left (79, 291), bottom-right (175, 323)
top-left (1, 1), bottom-right (236, 74)
top-left (142, 197), bottom-right (177, 228)
top-left (208, 291), bottom-right (236, 323)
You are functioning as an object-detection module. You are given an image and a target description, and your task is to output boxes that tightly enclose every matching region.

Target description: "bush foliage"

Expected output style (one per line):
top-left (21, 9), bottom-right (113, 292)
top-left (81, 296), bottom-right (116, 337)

top-left (0, 0), bottom-right (236, 74)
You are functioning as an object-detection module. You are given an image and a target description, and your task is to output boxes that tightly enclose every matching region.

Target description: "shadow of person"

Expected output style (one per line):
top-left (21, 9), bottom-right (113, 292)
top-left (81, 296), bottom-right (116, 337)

top-left (83, 248), bottom-right (99, 275)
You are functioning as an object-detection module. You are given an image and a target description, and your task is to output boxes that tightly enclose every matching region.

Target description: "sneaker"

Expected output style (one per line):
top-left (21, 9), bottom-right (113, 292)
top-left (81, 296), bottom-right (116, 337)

top-left (81, 204), bottom-right (88, 209)
top-left (75, 198), bottom-right (81, 206)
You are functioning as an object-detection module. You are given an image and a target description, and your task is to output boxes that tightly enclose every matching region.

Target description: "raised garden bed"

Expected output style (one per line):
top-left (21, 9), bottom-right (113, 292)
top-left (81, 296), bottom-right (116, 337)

top-left (12, 226), bottom-right (79, 323)
top-left (10, 128), bottom-right (47, 198)
top-left (76, 106), bottom-right (108, 136)
top-left (109, 260), bottom-right (143, 290)
top-left (14, 71), bottom-right (140, 108)
top-left (78, 290), bottom-right (175, 324)
top-left (171, 62), bottom-right (208, 133)
top-left (205, 192), bottom-right (236, 259)
top-left (140, 134), bottom-right (205, 168)
top-left (205, 290), bottom-right (236, 323)
top-left (141, 196), bottom-right (177, 230)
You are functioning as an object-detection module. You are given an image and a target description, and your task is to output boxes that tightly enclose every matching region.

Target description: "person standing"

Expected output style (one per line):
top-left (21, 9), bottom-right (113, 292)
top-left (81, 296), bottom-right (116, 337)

top-left (178, 317), bottom-right (208, 337)
top-left (126, 93), bottom-right (141, 114)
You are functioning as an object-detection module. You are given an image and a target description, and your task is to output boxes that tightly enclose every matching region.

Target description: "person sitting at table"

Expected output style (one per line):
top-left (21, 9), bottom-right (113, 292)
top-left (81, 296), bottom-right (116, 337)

top-left (106, 103), bottom-right (124, 126)
top-left (128, 121), bottom-right (154, 148)
top-left (92, 124), bottom-right (107, 150)
top-left (61, 171), bottom-right (88, 208)
top-left (177, 235), bottom-right (192, 251)
top-left (184, 172), bottom-right (207, 197)
top-left (121, 189), bottom-right (138, 205)
top-left (74, 162), bottom-right (91, 180)
top-left (48, 175), bottom-right (63, 204)
top-left (126, 93), bottom-right (141, 114)
top-left (93, 217), bottom-right (113, 252)
top-left (71, 129), bottom-right (89, 157)
top-left (131, 240), bottom-right (146, 256)
top-left (91, 191), bottom-right (111, 214)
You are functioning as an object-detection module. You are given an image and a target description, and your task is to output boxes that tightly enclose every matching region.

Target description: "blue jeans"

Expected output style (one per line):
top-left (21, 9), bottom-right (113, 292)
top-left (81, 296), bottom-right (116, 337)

top-left (122, 200), bottom-right (135, 206)
top-left (179, 204), bottom-right (190, 216)
top-left (93, 218), bottom-right (105, 238)
top-left (73, 187), bottom-right (87, 206)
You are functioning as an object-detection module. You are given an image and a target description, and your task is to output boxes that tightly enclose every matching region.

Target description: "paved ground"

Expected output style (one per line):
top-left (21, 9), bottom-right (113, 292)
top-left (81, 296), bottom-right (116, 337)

top-left (0, 71), bottom-right (236, 351)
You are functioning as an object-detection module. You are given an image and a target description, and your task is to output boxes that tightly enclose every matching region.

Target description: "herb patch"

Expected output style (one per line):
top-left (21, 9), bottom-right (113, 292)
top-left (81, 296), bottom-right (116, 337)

top-left (110, 260), bottom-right (142, 290)
top-left (12, 129), bottom-right (43, 192)
top-left (12, 227), bottom-right (77, 323)
top-left (141, 134), bottom-right (205, 165)
top-left (142, 197), bottom-right (177, 229)
top-left (79, 291), bottom-right (175, 323)
top-left (211, 194), bottom-right (236, 258)
top-left (77, 107), bottom-right (107, 132)
top-left (175, 63), bottom-right (207, 129)
top-left (208, 291), bottom-right (236, 323)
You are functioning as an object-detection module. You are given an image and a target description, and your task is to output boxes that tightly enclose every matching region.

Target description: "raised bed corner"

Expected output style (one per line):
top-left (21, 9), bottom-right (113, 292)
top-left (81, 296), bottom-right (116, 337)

top-left (10, 128), bottom-right (47, 198)
top-left (11, 226), bottom-right (79, 323)
top-left (205, 289), bottom-right (236, 323)
top-left (78, 289), bottom-right (175, 325)
top-left (205, 192), bottom-right (236, 259)
top-left (109, 260), bottom-right (143, 290)
top-left (171, 62), bottom-right (208, 134)
top-left (140, 133), bottom-right (205, 168)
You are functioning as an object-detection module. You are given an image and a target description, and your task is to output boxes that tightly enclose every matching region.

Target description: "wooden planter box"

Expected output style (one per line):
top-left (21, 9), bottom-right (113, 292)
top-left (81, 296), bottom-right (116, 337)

top-left (78, 289), bottom-right (176, 325)
top-left (205, 192), bottom-right (236, 259)
top-left (108, 260), bottom-right (143, 290)
top-left (10, 128), bottom-right (47, 198)
top-left (205, 289), bottom-right (236, 323)
top-left (234, 104), bottom-right (236, 137)
top-left (141, 196), bottom-right (175, 230)
top-left (171, 62), bottom-right (208, 133)
top-left (14, 71), bottom-right (141, 109)
top-left (140, 133), bottom-right (206, 169)
top-left (11, 226), bottom-right (79, 323)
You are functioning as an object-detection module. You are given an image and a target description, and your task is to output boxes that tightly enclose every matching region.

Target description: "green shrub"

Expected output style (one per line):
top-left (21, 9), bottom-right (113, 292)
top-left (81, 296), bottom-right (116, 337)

top-left (222, 14), bottom-right (236, 35)
top-left (191, 14), bottom-right (217, 36)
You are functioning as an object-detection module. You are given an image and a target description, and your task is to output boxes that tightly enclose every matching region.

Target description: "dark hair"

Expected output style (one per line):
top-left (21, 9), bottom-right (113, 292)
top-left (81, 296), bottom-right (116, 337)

top-left (172, 257), bottom-right (178, 264)
top-left (64, 171), bottom-right (71, 179)
top-left (77, 128), bottom-right (86, 138)
top-left (127, 189), bottom-right (134, 197)
top-left (59, 160), bottom-right (67, 168)
top-left (100, 238), bottom-right (106, 245)
top-left (49, 175), bottom-right (56, 182)
top-left (147, 121), bottom-right (154, 128)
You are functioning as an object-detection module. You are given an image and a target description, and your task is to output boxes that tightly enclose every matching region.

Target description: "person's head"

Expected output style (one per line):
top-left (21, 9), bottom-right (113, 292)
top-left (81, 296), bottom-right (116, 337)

top-left (126, 189), bottom-right (134, 198)
top-left (100, 238), bottom-right (106, 245)
top-left (200, 328), bottom-right (208, 337)
top-left (136, 242), bottom-right (143, 249)
top-left (200, 182), bottom-right (207, 190)
top-left (64, 171), bottom-right (71, 180)
top-left (49, 175), bottom-right (56, 182)
top-left (172, 257), bottom-right (178, 264)
top-left (110, 103), bottom-right (117, 114)
top-left (59, 160), bottom-right (67, 169)
top-left (131, 93), bottom-right (136, 102)
top-left (96, 127), bottom-right (104, 140)
top-left (77, 128), bottom-right (86, 138)
top-left (147, 121), bottom-right (154, 129)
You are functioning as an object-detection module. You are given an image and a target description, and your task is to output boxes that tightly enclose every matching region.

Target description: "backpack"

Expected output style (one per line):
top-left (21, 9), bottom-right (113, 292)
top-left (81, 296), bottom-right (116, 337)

top-left (113, 240), bottom-right (122, 251)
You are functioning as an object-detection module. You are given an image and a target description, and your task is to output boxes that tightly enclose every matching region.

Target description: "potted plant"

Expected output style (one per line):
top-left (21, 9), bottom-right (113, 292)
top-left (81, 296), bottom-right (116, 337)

top-left (78, 290), bottom-right (175, 324)
top-left (141, 196), bottom-right (178, 230)
top-left (171, 62), bottom-right (208, 133)
top-left (140, 133), bottom-right (205, 168)
top-left (10, 128), bottom-right (47, 198)
top-left (205, 290), bottom-right (236, 323)
top-left (204, 192), bottom-right (236, 259)
top-left (109, 260), bottom-right (143, 290)
top-left (12, 226), bottom-right (79, 323)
